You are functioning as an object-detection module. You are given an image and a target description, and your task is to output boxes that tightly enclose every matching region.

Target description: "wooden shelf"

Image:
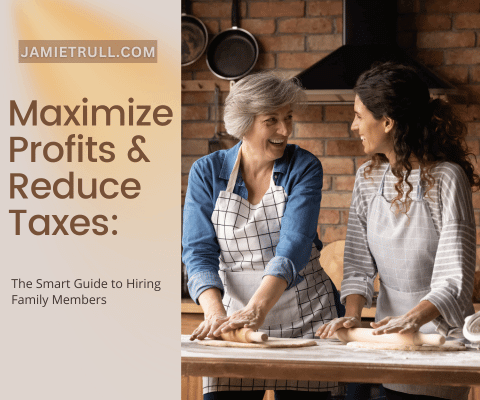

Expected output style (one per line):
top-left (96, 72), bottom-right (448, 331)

top-left (181, 80), bottom-right (231, 92)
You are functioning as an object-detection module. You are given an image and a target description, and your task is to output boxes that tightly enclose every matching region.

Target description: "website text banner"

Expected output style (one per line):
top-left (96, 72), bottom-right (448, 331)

top-left (19, 40), bottom-right (158, 63)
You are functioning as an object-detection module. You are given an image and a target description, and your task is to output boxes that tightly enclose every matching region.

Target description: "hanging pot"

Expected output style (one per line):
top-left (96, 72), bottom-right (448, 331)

top-left (206, 0), bottom-right (259, 80)
top-left (181, 0), bottom-right (208, 66)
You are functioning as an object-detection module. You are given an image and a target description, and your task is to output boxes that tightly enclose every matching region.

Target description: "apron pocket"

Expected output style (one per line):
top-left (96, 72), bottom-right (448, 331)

top-left (220, 269), bottom-right (301, 328)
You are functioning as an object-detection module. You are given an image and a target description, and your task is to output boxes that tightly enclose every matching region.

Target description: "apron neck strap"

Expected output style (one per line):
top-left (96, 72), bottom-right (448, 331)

top-left (378, 163), bottom-right (424, 200)
top-left (416, 166), bottom-right (423, 200)
top-left (378, 164), bottom-right (390, 196)
top-left (226, 146), bottom-right (242, 193)
top-left (269, 173), bottom-right (276, 188)
top-left (226, 145), bottom-right (276, 193)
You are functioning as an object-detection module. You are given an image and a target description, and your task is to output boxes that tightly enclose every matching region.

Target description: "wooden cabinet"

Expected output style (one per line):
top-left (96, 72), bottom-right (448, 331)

top-left (471, 388), bottom-right (480, 400)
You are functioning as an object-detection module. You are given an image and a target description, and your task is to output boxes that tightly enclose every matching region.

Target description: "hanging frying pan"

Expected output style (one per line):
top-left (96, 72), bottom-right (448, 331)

top-left (181, 0), bottom-right (208, 66)
top-left (206, 0), bottom-right (259, 80)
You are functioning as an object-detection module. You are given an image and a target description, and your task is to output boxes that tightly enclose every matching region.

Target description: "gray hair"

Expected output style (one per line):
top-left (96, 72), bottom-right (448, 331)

top-left (224, 71), bottom-right (305, 139)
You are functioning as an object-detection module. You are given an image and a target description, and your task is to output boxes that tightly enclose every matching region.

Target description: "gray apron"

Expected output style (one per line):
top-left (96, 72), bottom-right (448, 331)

top-left (204, 145), bottom-right (342, 394)
top-left (367, 166), bottom-right (469, 400)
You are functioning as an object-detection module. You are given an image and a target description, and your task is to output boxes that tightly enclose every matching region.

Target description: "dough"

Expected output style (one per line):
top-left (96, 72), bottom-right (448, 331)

top-left (346, 341), bottom-right (466, 351)
top-left (197, 337), bottom-right (317, 348)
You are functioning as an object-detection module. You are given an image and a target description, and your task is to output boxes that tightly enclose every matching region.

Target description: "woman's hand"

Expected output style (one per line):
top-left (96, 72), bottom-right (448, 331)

top-left (371, 315), bottom-right (421, 335)
top-left (190, 312), bottom-right (229, 341)
top-left (213, 305), bottom-right (266, 335)
top-left (371, 301), bottom-right (441, 335)
top-left (315, 316), bottom-right (362, 339)
top-left (213, 275), bottom-right (287, 335)
top-left (316, 294), bottom-right (366, 338)
top-left (191, 288), bottom-right (229, 341)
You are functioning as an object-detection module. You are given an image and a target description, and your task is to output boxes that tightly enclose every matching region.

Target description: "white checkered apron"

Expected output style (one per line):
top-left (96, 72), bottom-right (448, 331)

top-left (367, 165), bottom-right (469, 400)
top-left (204, 146), bottom-right (341, 394)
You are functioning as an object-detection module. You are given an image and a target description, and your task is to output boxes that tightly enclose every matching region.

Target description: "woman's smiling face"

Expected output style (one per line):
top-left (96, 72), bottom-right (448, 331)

top-left (242, 104), bottom-right (293, 162)
top-left (352, 95), bottom-right (394, 160)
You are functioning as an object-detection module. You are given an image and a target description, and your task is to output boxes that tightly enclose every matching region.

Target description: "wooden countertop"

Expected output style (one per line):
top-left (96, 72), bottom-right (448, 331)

top-left (182, 299), bottom-right (480, 318)
top-left (182, 335), bottom-right (480, 386)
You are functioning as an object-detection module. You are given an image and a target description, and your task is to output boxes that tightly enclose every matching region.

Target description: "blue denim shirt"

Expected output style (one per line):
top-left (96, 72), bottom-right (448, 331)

top-left (182, 141), bottom-right (324, 304)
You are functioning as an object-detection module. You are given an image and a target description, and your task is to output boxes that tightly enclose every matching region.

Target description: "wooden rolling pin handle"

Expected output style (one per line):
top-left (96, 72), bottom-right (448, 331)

top-left (246, 330), bottom-right (268, 343)
top-left (220, 328), bottom-right (268, 343)
top-left (412, 332), bottom-right (445, 346)
top-left (333, 328), bottom-right (446, 347)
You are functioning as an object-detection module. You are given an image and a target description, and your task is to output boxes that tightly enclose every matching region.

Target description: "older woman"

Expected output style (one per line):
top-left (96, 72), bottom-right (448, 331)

top-left (317, 62), bottom-right (478, 400)
top-left (182, 71), bottom-right (344, 400)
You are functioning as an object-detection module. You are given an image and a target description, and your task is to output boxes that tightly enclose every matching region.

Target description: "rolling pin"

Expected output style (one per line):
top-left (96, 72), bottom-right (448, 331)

top-left (334, 328), bottom-right (446, 346)
top-left (219, 328), bottom-right (268, 343)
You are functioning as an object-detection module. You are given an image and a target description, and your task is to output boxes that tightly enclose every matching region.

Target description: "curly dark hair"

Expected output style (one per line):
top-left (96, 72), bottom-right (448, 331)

top-left (354, 61), bottom-right (480, 212)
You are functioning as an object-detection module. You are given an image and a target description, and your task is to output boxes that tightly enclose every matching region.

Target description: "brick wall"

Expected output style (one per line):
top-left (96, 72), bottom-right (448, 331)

top-left (182, 0), bottom-right (480, 269)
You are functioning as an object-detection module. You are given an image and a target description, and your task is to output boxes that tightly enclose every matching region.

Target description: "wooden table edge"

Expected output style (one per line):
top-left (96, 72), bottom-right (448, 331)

top-left (181, 357), bottom-right (480, 387)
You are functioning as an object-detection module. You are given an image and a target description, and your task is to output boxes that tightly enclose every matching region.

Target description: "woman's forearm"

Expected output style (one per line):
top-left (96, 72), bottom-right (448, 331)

top-left (404, 300), bottom-right (440, 326)
top-left (247, 275), bottom-right (288, 317)
top-left (211, 275), bottom-right (288, 334)
top-left (345, 294), bottom-right (367, 320)
top-left (198, 288), bottom-right (226, 318)
top-left (191, 288), bottom-right (228, 340)
top-left (371, 300), bottom-right (441, 334)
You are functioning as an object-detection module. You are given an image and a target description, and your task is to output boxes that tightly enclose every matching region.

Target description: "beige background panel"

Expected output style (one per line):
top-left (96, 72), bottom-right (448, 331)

top-left (1, 0), bottom-right (180, 399)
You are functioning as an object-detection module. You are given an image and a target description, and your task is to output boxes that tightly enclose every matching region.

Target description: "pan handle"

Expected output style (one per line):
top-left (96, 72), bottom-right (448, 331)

top-left (231, 0), bottom-right (239, 29)
top-left (182, 0), bottom-right (189, 15)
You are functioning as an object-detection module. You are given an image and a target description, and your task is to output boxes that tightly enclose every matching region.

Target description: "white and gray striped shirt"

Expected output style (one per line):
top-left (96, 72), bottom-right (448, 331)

top-left (341, 161), bottom-right (476, 336)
